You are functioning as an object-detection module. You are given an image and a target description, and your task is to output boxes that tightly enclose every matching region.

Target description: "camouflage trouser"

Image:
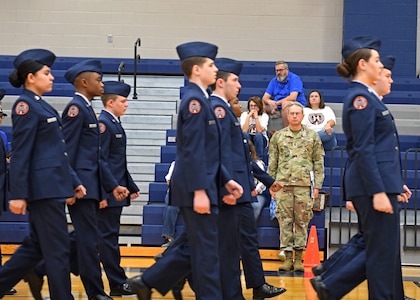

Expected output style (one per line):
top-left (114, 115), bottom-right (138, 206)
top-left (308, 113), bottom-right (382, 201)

top-left (275, 186), bottom-right (313, 251)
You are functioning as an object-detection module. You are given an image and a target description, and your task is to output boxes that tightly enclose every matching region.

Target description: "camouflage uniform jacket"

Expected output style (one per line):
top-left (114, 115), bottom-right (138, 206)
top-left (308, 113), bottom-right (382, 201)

top-left (268, 125), bottom-right (325, 188)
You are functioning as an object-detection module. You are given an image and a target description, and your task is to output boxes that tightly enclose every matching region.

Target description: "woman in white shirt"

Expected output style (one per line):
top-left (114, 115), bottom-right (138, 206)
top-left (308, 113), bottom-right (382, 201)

top-left (240, 96), bottom-right (269, 159)
top-left (302, 90), bottom-right (337, 151)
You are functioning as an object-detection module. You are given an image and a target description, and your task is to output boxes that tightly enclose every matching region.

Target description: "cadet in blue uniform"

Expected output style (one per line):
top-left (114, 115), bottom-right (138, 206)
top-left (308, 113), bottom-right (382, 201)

top-left (210, 58), bottom-right (286, 300)
top-left (98, 81), bottom-right (140, 296)
top-left (310, 36), bottom-right (408, 300)
top-left (0, 87), bottom-right (16, 297)
top-left (128, 41), bottom-right (243, 300)
top-left (311, 55), bottom-right (414, 300)
top-left (62, 60), bottom-right (130, 300)
top-left (0, 49), bottom-right (86, 300)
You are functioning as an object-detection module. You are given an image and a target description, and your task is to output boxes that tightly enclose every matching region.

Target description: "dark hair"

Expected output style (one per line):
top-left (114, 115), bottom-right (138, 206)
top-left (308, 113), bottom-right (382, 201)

top-left (209, 70), bottom-right (230, 90)
top-left (306, 90), bottom-right (325, 109)
top-left (180, 56), bottom-right (208, 78)
top-left (9, 60), bottom-right (44, 88)
top-left (336, 48), bottom-right (373, 79)
top-left (247, 96), bottom-right (263, 115)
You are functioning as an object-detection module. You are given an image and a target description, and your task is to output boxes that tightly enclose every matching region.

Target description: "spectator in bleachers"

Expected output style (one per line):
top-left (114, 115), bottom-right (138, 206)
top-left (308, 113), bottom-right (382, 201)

top-left (262, 61), bottom-right (306, 129)
top-left (128, 41), bottom-right (243, 300)
top-left (0, 48), bottom-right (87, 299)
top-left (0, 87), bottom-right (16, 296)
top-left (97, 81), bottom-right (140, 297)
top-left (302, 90), bottom-right (338, 151)
top-left (160, 160), bottom-right (180, 248)
top-left (310, 36), bottom-right (408, 300)
top-left (240, 96), bottom-right (269, 159)
top-left (268, 101), bottom-right (324, 272)
top-left (62, 59), bottom-right (130, 300)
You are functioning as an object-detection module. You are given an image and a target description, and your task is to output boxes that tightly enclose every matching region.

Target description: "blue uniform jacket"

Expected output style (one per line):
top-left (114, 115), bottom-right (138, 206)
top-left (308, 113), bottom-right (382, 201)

top-left (9, 89), bottom-right (81, 201)
top-left (342, 81), bottom-right (404, 198)
top-left (98, 110), bottom-right (139, 207)
top-left (251, 160), bottom-right (275, 189)
top-left (210, 95), bottom-right (255, 204)
top-left (62, 94), bottom-right (118, 201)
top-left (170, 83), bottom-right (231, 207)
top-left (0, 134), bottom-right (7, 212)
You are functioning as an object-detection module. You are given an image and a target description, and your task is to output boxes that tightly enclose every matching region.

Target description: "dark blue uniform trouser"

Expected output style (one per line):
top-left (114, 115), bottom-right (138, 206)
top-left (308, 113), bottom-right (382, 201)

top-left (324, 194), bottom-right (403, 300)
top-left (218, 204), bottom-right (244, 300)
top-left (142, 206), bottom-right (222, 300)
top-left (240, 202), bottom-right (265, 289)
top-left (68, 198), bottom-right (104, 299)
top-left (98, 206), bottom-right (126, 288)
top-left (0, 199), bottom-right (73, 300)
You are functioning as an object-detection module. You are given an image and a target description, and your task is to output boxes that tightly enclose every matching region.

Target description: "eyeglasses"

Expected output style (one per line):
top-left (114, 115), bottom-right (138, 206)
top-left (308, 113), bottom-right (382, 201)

top-left (276, 68), bottom-right (287, 72)
top-left (249, 104), bottom-right (258, 107)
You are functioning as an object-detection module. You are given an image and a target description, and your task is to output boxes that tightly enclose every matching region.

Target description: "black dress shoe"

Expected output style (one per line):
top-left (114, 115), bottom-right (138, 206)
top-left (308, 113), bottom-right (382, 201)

top-left (110, 282), bottom-right (135, 296)
top-left (310, 276), bottom-right (336, 300)
top-left (127, 276), bottom-right (152, 300)
top-left (404, 296), bottom-right (415, 300)
top-left (253, 282), bottom-right (287, 299)
top-left (4, 287), bottom-right (17, 295)
top-left (90, 294), bottom-right (113, 300)
top-left (23, 270), bottom-right (43, 300)
top-left (312, 264), bottom-right (325, 276)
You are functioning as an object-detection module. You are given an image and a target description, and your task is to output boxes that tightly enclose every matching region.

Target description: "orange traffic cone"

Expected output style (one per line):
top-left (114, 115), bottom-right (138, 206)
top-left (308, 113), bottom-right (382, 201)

top-left (303, 225), bottom-right (321, 270)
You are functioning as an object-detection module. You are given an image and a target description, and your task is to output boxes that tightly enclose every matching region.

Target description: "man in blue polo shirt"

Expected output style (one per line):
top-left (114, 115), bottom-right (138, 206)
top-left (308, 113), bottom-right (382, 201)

top-left (262, 60), bottom-right (306, 129)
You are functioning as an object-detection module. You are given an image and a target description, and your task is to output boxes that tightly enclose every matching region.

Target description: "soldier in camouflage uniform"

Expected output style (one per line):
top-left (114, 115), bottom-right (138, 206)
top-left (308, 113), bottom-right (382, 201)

top-left (268, 101), bottom-right (324, 272)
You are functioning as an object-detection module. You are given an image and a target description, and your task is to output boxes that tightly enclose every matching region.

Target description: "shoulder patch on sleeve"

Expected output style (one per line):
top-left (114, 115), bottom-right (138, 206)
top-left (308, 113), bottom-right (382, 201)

top-left (15, 101), bottom-right (29, 115)
top-left (67, 105), bottom-right (80, 117)
top-left (353, 96), bottom-right (368, 110)
top-left (214, 106), bottom-right (226, 119)
top-left (188, 99), bottom-right (201, 114)
top-left (99, 122), bottom-right (106, 134)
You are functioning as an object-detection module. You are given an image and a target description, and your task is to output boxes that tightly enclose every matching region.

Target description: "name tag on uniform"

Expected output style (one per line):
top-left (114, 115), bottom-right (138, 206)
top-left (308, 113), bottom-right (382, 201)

top-left (235, 122), bottom-right (240, 126)
top-left (47, 117), bottom-right (57, 123)
top-left (115, 134), bottom-right (123, 138)
top-left (382, 110), bottom-right (390, 116)
top-left (209, 120), bottom-right (216, 125)
top-left (89, 123), bottom-right (97, 128)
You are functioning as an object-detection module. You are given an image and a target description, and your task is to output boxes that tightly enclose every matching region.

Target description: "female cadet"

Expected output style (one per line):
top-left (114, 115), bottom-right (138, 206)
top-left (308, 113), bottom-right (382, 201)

top-left (316, 36), bottom-right (407, 299)
top-left (0, 49), bottom-right (85, 299)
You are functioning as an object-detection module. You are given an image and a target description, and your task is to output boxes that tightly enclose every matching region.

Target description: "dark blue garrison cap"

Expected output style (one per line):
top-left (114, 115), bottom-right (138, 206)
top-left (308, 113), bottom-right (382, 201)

top-left (216, 58), bottom-right (243, 76)
top-left (342, 36), bottom-right (381, 60)
top-left (103, 81), bottom-right (131, 97)
top-left (381, 56), bottom-right (395, 71)
top-left (65, 59), bottom-right (102, 84)
top-left (13, 49), bottom-right (56, 69)
top-left (176, 41), bottom-right (218, 61)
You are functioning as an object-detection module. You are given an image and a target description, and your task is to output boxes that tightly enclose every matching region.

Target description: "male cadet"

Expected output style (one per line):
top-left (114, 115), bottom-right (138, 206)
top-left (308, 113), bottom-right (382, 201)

top-left (63, 60), bottom-right (130, 300)
top-left (128, 41), bottom-right (243, 300)
top-left (310, 57), bottom-right (414, 300)
top-left (98, 81), bottom-right (140, 296)
top-left (210, 58), bottom-right (286, 300)
top-left (0, 88), bottom-right (16, 297)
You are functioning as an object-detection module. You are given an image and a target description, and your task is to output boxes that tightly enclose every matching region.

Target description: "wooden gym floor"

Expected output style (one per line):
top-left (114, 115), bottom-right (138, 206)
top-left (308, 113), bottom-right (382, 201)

top-left (1, 246), bottom-right (419, 299)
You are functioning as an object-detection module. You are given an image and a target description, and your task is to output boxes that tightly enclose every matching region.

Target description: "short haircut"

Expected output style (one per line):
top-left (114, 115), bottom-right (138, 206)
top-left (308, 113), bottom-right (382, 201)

top-left (287, 101), bottom-right (304, 113)
top-left (100, 94), bottom-right (116, 107)
top-left (275, 60), bottom-right (288, 69)
top-left (180, 57), bottom-right (208, 78)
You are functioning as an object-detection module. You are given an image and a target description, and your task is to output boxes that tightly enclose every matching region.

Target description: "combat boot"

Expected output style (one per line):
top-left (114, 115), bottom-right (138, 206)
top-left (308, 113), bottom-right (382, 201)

top-left (278, 251), bottom-right (293, 271)
top-left (293, 250), bottom-right (304, 272)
